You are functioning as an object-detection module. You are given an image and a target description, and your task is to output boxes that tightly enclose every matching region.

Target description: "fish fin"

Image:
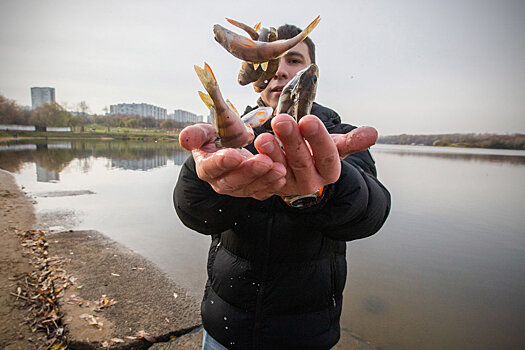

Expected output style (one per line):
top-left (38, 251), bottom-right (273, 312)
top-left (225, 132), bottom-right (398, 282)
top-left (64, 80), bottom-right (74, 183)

top-left (254, 22), bottom-right (261, 32)
top-left (261, 61), bottom-right (268, 71)
top-left (253, 63), bottom-right (260, 70)
top-left (239, 36), bottom-right (257, 48)
top-left (225, 99), bottom-right (239, 116)
top-left (198, 91), bottom-right (214, 110)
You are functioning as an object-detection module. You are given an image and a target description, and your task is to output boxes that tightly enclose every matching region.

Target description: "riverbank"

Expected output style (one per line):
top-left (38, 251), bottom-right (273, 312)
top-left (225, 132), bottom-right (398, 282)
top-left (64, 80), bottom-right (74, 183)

top-left (0, 130), bottom-right (178, 142)
top-left (0, 169), bottom-right (202, 349)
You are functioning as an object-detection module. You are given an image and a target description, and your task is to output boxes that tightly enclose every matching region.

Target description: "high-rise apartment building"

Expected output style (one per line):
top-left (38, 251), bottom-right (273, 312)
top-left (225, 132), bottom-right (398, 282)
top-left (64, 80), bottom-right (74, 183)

top-left (31, 87), bottom-right (56, 109)
top-left (168, 109), bottom-right (203, 123)
top-left (109, 103), bottom-right (167, 119)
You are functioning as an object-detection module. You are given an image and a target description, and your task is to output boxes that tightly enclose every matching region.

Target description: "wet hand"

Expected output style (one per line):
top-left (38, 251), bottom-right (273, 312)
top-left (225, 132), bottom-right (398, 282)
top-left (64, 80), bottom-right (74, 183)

top-left (179, 123), bottom-right (287, 200)
top-left (254, 115), bottom-right (378, 197)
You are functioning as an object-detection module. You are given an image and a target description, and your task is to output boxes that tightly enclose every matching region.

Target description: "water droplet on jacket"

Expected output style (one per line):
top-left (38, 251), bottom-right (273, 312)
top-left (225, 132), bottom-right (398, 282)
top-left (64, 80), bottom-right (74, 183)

top-left (225, 326), bottom-right (229, 330)
top-left (204, 220), bottom-right (208, 224)
top-left (230, 342), bottom-right (235, 345)
top-left (229, 285), bottom-right (233, 288)
top-left (218, 208), bottom-right (222, 212)
top-left (224, 316), bottom-right (227, 320)
top-left (234, 222), bottom-right (238, 226)
top-left (210, 300), bottom-right (214, 304)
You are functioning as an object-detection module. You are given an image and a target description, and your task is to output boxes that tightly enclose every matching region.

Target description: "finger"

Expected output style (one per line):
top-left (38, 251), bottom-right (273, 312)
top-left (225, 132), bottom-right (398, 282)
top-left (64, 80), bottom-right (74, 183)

top-left (254, 132), bottom-right (286, 165)
top-left (299, 115), bottom-right (341, 183)
top-left (271, 114), bottom-right (315, 174)
top-left (251, 177), bottom-right (287, 201)
top-left (215, 154), bottom-right (275, 191)
top-left (194, 148), bottom-right (243, 180)
top-left (179, 124), bottom-right (218, 150)
top-left (240, 163), bottom-right (287, 196)
top-left (332, 126), bottom-right (378, 159)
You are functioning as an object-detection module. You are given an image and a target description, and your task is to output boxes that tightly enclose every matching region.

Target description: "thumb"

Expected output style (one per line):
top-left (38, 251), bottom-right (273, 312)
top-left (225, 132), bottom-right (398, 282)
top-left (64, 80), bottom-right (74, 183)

top-left (334, 126), bottom-right (378, 159)
top-left (179, 124), bottom-right (218, 151)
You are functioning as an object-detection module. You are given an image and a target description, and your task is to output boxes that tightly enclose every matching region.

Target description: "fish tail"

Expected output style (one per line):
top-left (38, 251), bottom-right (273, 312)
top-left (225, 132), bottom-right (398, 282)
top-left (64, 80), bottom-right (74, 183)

top-left (302, 15), bottom-right (321, 38)
top-left (194, 62), bottom-right (218, 93)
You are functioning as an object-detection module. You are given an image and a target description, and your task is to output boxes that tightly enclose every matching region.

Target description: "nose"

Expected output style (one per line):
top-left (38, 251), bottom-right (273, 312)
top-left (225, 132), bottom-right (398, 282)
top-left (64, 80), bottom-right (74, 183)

top-left (274, 60), bottom-right (289, 80)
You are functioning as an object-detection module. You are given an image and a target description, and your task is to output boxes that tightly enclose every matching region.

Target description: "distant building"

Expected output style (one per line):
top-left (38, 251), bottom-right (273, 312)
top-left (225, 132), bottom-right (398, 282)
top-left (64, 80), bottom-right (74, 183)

top-left (167, 109), bottom-right (203, 123)
top-left (31, 87), bottom-right (55, 109)
top-left (109, 103), bottom-right (167, 119)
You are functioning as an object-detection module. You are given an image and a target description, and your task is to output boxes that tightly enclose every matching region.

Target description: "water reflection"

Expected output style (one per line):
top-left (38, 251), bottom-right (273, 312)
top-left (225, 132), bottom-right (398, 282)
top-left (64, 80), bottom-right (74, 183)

top-left (0, 140), bottom-right (190, 174)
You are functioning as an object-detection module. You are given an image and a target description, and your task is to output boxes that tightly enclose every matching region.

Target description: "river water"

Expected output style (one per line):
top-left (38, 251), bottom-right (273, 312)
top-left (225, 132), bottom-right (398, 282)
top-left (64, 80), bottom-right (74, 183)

top-left (1, 140), bottom-right (524, 350)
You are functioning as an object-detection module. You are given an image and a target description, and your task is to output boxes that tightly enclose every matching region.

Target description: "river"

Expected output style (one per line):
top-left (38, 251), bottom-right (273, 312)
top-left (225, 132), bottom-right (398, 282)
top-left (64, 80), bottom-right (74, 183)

top-left (1, 140), bottom-right (524, 350)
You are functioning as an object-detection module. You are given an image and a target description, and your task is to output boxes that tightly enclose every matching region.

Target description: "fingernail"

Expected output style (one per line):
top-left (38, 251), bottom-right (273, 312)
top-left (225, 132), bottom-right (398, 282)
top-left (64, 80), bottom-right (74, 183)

top-left (302, 120), bottom-right (319, 136)
top-left (275, 121), bottom-right (293, 136)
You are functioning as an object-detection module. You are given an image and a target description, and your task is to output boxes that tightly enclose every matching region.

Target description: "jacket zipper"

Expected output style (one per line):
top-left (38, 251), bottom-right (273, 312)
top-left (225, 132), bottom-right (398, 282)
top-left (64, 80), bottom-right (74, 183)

top-left (329, 253), bottom-right (337, 323)
top-left (252, 198), bottom-right (275, 349)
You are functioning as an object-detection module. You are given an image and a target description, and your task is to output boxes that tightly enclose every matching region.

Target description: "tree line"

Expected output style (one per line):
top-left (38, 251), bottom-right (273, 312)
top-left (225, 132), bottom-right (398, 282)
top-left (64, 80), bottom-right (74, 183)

top-left (0, 95), bottom-right (190, 131)
top-left (378, 133), bottom-right (525, 150)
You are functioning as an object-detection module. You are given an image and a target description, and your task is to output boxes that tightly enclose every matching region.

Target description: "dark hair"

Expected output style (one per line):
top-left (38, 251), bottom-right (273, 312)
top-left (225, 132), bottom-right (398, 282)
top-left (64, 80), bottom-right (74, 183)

top-left (277, 24), bottom-right (316, 64)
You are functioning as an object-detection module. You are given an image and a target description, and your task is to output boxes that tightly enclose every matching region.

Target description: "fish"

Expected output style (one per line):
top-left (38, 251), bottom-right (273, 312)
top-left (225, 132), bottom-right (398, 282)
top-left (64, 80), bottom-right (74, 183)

top-left (276, 63), bottom-right (319, 122)
top-left (253, 27), bottom-right (280, 92)
top-left (241, 106), bottom-right (274, 128)
top-left (236, 24), bottom-right (278, 87)
top-left (195, 63), bottom-right (273, 148)
top-left (194, 62), bottom-right (253, 148)
top-left (213, 16), bottom-right (320, 63)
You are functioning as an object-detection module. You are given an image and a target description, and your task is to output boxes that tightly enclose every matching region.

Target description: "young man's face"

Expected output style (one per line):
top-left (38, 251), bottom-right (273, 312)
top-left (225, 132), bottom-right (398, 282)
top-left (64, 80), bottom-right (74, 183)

top-left (259, 41), bottom-right (312, 109)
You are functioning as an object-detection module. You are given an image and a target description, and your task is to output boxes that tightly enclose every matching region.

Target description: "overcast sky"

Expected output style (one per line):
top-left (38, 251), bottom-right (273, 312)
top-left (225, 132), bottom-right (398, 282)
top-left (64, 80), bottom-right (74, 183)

top-left (1, 0), bottom-right (524, 135)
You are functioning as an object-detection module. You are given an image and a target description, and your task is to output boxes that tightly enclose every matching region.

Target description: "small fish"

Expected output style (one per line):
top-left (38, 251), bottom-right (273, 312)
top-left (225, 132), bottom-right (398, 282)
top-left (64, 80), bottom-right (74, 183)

top-left (276, 64), bottom-right (319, 122)
top-left (253, 27), bottom-right (280, 92)
top-left (241, 107), bottom-right (274, 128)
top-left (195, 63), bottom-right (260, 148)
top-left (214, 16), bottom-right (320, 63)
top-left (237, 25), bottom-right (278, 87)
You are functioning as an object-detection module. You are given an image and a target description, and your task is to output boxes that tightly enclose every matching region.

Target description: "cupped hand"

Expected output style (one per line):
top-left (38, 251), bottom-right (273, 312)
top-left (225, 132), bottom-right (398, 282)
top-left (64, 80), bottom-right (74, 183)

top-left (254, 114), bottom-right (340, 197)
top-left (254, 115), bottom-right (378, 197)
top-left (179, 123), bottom-right (286, 200)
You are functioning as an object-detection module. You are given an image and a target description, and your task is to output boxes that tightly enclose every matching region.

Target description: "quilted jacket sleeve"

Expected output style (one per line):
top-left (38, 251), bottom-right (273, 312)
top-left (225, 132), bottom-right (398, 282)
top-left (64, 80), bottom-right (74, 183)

top-left (173, 155), bottom-right (261, 235)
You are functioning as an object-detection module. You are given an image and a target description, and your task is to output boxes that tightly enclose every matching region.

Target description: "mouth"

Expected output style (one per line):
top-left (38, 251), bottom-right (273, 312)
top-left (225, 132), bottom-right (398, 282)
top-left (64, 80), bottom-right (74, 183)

top-left (271, 86), bottom-right (284, 94)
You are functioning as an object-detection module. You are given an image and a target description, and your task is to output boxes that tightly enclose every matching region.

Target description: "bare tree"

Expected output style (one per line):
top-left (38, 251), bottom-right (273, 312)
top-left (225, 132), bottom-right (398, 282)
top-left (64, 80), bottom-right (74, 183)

top-left (77, 101), bottom-right (90, 132)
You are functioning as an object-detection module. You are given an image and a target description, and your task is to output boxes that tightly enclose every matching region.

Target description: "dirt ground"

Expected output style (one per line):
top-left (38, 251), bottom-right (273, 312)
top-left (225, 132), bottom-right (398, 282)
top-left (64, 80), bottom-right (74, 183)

top-left (0, 170), bottom-right (41, 349)
top-left (0, 169), bottom-right (203, 349)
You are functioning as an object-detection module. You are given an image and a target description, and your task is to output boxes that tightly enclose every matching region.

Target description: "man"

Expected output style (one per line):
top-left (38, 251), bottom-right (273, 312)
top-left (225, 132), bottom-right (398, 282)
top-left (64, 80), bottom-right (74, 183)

top-left (174, 24), bottom-right (391, 349)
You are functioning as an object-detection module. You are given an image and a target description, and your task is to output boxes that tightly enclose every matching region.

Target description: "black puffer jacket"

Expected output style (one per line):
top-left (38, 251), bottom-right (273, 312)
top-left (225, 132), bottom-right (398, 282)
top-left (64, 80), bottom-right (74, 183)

top-left (174, 103), bottom-right (391, 349)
